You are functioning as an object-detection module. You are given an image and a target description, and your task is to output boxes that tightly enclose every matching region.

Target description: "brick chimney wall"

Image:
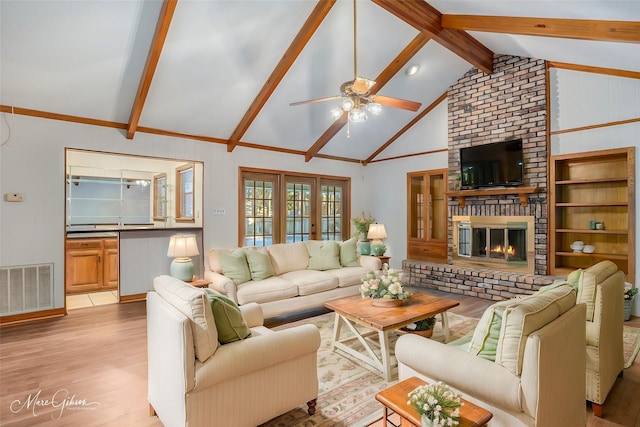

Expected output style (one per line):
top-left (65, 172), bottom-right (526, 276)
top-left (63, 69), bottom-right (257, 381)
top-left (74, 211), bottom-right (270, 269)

top-left (403, 55), bottom-right (553, 301)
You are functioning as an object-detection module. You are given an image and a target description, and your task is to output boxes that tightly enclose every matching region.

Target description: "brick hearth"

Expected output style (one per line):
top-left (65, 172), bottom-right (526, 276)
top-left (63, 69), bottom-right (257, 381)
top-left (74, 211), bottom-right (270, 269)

top-left (404, 54), bottom-right (553, 301)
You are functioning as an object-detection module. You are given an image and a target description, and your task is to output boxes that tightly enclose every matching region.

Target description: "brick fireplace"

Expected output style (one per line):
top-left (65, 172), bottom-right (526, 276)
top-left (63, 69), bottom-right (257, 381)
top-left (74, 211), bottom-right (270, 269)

top-left (403, 55), bottom-right (555, 301)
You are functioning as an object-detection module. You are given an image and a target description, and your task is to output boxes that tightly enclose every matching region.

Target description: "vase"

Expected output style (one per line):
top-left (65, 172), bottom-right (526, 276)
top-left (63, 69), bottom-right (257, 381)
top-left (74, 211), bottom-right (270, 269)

top-left (358, 240), bottom-right (371, 256)
top-left (421, 414), bottom-right (436, 427)
top-left (371, 298), bottom-right (404, 307)
top-left (624, 298), bottom-right (634, 321)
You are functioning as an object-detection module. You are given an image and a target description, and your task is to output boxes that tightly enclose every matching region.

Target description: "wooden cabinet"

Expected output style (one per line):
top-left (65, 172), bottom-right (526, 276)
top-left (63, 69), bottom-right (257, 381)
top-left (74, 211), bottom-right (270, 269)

top-left (66, 237), bottom-right (119, 294)
top-left (407, 169), bottom-right (448, 263)
top-left (549, 148), bottom-right (635, 284)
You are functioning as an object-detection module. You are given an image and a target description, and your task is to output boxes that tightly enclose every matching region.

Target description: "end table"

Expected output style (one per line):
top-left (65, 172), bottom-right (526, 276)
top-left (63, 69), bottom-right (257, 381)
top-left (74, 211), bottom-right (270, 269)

top-left (375, 377), bottom-right (492, 427)
top-left (189, 279), bottom-right (211, 288)
top-left (375, 255), bottom-right (391, 266)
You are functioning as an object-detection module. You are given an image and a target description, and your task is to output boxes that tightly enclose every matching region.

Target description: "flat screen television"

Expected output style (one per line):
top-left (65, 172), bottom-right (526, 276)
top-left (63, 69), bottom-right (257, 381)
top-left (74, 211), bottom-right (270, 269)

top-left (460, 139), bottom-right (524, 189)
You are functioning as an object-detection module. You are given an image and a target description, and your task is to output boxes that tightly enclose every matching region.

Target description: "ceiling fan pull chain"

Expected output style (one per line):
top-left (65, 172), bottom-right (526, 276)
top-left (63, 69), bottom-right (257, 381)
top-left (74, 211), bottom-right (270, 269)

top-left (347, 118), bottom-right (351, 139)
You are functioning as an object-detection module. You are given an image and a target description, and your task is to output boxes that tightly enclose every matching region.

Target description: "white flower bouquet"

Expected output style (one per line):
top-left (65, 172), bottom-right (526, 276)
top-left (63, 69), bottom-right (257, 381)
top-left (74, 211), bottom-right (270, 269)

top-left (360, 263), bottom-right (410, 300)
top-left (407, 381), bottom-right (462, 427)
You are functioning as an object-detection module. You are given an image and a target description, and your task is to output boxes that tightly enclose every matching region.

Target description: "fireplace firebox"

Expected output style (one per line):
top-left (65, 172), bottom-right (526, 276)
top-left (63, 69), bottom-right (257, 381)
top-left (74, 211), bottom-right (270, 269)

top-left (453, 216), bottom-right (534, 274)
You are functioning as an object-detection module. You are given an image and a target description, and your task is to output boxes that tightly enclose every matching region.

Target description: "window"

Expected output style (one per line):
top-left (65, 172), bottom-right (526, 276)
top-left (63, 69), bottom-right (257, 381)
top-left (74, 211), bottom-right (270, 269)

top-left (240, 168), bottom-right (349, 247)
top-left (153, 173), bottom-right (167, 221)
top-left (176, 164), bottom-right (194, 222)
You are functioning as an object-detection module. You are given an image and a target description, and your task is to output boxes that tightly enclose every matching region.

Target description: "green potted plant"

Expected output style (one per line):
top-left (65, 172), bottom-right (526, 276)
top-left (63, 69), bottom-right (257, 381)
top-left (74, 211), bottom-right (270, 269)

top-left (624, 287), bottom-right (638, 321)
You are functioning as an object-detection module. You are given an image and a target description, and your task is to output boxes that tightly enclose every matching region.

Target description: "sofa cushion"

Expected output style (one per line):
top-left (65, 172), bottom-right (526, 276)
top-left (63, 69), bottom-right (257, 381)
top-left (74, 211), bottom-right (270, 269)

top-left (207, 248), bottom-right (233, 274)
top-left (268, 242), bottom-right (309, 275)
top-left (279, 270), bottom-right (338, 295)
top-left (339, 238), bottom-right (360, 267)
top-left (153, 275), bottom-right (219, 361)
top-left (327, 266), bottom-right (369, 287)
top-left (495, 283), bottom-right (576, 375)
top-left (577, 260), bottom-right (618, 321)
top-left (467, 299), bottom-right (512, 361)
top-left (203, 289), bottom-right (252, 344)
top-left (305, 240), bottom-right (341, 271)
top-left (236, 276), bottom-right (299, 305)
top-left (245, 247), bottom-right (275, 281)
top-left (219, 248), bottom-right (251, 285)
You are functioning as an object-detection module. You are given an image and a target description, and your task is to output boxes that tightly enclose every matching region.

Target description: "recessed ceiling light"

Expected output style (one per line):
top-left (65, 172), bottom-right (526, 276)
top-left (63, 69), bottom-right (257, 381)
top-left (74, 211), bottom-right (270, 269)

top-left (405, 64), bottom-right (420, 76)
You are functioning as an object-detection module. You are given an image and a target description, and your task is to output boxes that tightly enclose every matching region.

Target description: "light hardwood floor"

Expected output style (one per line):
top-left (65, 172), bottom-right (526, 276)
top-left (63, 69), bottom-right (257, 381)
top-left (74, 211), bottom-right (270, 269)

top-left (1, 289), bottom-right (639, 426)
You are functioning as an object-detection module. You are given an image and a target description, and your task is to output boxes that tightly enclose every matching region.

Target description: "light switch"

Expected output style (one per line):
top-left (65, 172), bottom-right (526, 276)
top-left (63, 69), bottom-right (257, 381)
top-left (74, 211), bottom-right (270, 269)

top-left (4, 193), bottom-right (24, 202)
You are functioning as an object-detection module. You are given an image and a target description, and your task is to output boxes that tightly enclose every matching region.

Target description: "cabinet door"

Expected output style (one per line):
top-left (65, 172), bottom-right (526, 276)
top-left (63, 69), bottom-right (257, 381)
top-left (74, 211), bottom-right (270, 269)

top-left (65, 240), bottom-right (103, 294)
top-left (103, 239), bottom-right (119, 290)
top-left (407, 169), bottom-right (448, 263)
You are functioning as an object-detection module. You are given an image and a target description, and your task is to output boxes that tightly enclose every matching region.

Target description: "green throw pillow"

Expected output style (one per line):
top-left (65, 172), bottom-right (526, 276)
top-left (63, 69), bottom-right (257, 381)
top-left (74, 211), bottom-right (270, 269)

top-left (219, 249), bottom-right (251, 285)
top-left (245, 247), bottom-right (275, 281)
top-left (567, 269), bottom-right (582, 292)
top-left (339, 238), bottom-right (360, 267)
top-left (468, 300), bottom-right (511, 361)
top-left (305, 240), bottom-right (341, 271)
top-left (203, 289), bottom-right (251, 344)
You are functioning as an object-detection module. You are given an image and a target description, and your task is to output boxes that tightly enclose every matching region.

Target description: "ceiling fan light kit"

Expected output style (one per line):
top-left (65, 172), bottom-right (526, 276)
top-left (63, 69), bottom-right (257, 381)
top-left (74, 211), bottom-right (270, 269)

top-left (289, 0), bottom-right (422, 131)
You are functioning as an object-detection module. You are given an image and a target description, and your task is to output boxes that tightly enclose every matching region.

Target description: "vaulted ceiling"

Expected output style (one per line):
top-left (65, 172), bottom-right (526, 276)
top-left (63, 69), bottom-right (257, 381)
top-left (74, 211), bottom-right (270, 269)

top-left (1, 0), bottom-right (639, 164)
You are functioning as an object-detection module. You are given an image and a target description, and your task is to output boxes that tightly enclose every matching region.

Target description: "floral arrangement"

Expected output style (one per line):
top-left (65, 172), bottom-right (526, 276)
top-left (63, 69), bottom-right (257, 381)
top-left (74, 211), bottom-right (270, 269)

top-left (352, 212), bottom-right (375, 238)
top-left (625, 287), bottom-right (639, 300)
top-left (360, 263), bottom-right (410, 300)
top-left (407, 381), bottom-right (462, 427)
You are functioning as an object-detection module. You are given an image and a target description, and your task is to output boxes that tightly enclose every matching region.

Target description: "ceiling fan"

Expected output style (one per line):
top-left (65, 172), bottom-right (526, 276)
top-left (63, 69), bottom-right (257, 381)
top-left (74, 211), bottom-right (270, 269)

top-left (290, 0), bottom-right (422, 125)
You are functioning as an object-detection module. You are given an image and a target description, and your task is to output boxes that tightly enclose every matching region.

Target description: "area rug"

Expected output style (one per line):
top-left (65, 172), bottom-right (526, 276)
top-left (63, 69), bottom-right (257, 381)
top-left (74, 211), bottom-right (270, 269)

top-left (260, 311), bottom-right (479, 427)
top-left (624, 325), bottom-right (640, 368)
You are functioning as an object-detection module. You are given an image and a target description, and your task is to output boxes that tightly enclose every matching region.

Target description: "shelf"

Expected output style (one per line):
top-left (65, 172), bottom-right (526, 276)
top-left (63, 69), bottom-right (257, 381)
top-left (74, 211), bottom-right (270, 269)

top-left (556, 229), bottom-right (628, 235)
top-left (446, 186), bottom-right (542, 208)
top-left (556, 202), bottom-right (628, 207)
top-left (555, 177), bottom-right (627, 185)
top-left (555, 251), bottom-right (628, 261)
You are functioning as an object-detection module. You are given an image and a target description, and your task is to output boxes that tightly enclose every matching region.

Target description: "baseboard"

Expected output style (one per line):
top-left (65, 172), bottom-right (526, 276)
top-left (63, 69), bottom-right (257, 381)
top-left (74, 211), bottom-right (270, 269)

top-left (119, 293), bottom-right (147, 303)
top-left (0, 307), bottom-right (66, 325)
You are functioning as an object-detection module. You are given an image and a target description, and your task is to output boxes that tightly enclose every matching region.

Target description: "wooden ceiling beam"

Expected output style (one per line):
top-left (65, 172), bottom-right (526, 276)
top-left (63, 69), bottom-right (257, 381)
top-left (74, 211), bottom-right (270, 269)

top-left (226, 0), bottom-right (336, 153)
top-left (372, 0), bottom-right (493, 74)
top-left (442, 15), bottom-right (640, 43)
top-left (304, 32), bottom-right (431, 162)
top-left (363, 92), bottom-right (447, 165)
top-left (126, 0), bottom-right (178, 140)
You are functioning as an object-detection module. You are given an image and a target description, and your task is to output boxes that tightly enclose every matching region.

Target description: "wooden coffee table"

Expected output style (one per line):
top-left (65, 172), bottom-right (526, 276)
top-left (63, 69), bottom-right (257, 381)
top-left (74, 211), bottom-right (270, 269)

top-left (324, 293), bottom-right (459, 381)
top-left (376, 377), bottom-right (493, 427)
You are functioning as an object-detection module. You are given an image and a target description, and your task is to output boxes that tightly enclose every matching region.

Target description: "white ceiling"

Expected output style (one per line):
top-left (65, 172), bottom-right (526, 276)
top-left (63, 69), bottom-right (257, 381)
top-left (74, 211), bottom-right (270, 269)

top-left (1, 0), bottom-right (639, 163)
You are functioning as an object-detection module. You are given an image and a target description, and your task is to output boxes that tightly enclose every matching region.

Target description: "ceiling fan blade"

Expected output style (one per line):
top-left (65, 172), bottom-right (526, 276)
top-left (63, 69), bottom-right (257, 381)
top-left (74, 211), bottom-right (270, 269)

top-left (289, 95), bottom-right (343, 107)
top-left (352, 77), bottom-right (375, 94)
top-left (372, 95), bottom-right (422, 112)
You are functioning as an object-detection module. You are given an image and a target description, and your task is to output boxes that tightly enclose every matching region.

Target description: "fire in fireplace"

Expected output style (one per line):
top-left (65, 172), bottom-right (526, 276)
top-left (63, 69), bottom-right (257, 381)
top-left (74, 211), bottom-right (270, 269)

top-left (453, 216), bottom-right (534, 273)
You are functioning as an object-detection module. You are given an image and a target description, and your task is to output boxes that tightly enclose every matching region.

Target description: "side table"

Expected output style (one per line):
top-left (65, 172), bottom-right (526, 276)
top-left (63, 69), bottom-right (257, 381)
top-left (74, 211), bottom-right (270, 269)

top-left (188, 279), bottom-right (211, 288)
top-left (375, 377), bottom-right (492, 427)
top-left (375, 255), bottom-right (391, 266)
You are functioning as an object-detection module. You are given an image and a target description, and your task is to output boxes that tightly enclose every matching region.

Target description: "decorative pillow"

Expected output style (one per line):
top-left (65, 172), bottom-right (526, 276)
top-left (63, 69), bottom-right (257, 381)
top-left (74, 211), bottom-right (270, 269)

top-left (245, 247), bottom-right (275, 281)
top-left (577, 261), bottom-right (618, 321)
top-left (203, 289), bottom-right (251, 344)
top-left (153, 275), bottom-right (218, 361)
top-left (268, 242), bottom-right (309, 275)
top-left (305, 240), bottom-right (341, 271)
top-left (219, 249), bottom-right (251, 285)
top-left (495, 284), bottom-right (576, 375)
top-left (339, 238), bottom-right (360, 267)
top-left (207, 248), bottom-right (233, 273)
top-left (467, 299), bottom-right (512, 361)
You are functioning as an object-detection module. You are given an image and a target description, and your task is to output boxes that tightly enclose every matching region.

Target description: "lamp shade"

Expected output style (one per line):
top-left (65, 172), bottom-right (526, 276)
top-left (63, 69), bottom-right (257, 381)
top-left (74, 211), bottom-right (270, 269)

top-left (367, 224), bottom-right (388, 241)
top-left (167, 234), bottom-right (200, 258)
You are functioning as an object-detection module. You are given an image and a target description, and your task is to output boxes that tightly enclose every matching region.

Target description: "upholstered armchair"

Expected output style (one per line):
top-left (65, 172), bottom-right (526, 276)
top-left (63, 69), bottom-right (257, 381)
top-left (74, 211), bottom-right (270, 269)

top-left (147, 275), bottom-right (321, 427)
top-left (576, 261), bottom-right (625, 417)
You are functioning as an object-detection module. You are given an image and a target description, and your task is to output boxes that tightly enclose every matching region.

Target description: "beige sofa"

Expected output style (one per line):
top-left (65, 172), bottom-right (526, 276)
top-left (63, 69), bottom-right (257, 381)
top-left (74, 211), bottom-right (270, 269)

top-left (204, 240), bottom-right (381, 318)
top-left (395, 283), bottom-right (586, 427)
top-left (147, 275), bottom-right (321, 427)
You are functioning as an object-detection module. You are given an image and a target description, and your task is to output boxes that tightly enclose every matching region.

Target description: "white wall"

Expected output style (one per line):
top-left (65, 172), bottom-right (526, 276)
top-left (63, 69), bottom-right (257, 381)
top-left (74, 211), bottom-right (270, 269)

top-left (0, 116), bottom-right (370, 310)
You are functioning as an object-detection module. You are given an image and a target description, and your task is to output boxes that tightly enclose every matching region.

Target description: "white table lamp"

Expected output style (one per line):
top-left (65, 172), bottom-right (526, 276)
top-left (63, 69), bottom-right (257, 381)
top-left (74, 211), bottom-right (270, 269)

top-left (167, 234), bottom-right (199, 282)
top-left (367, 224), bottom-right (388, 256)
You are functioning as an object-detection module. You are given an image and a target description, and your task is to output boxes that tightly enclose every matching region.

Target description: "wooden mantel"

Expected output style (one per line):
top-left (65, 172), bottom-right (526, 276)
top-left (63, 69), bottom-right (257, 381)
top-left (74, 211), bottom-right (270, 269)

top-left (446, 186), bottom-right (542, 208)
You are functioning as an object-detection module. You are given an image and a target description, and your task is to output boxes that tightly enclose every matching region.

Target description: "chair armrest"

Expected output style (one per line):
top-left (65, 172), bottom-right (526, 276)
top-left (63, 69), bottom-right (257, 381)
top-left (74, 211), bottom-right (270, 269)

top-left (195, 324), bottom-right (321, 389)
top-left (396, 334), bottom-right (522, 413)
top-left (239, 302), bottom-right (264, 328)
top-left (359, 255), bottom-right (382, 271)
top-left (204, 270), bottom-right (238, 303)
